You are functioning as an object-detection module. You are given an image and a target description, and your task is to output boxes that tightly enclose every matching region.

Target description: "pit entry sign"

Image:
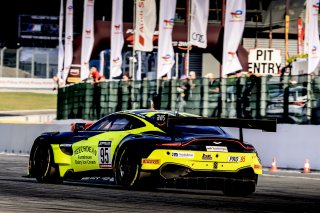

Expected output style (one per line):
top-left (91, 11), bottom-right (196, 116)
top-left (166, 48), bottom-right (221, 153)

top-left (248, 48), bottom-right (282, 74)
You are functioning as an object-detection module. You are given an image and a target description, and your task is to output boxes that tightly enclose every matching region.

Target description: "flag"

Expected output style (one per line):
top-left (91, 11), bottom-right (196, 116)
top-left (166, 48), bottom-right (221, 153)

top-left (222, 0), bottom-right (246, 76)
top-left (305, 0), bottom-right (320, 73)
top-left (110, 0), bottom-right (124, 79)
top-left (134, 0), bottom-right (156, 52)
top-left (64, 0), bottom-right (73, 81)
top-left (57, 0), bottom-right (64, 80)
top-left (80, 0), bottom-right (95, 80)
top-left (189, 0), bottom-right (209, 48)
top-left (157, 0), bottom-right (177, 79)
top-left (297, 17), bottom-right (304, 55)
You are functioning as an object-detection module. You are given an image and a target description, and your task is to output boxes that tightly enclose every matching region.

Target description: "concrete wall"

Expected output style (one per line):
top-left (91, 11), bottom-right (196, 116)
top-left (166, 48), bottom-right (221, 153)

top-left (0, 123), bottom-right (319, 170)
top-left (225, 125), bottom-right (320, 171)
top-left (0, 123), bottom-right (70, 154)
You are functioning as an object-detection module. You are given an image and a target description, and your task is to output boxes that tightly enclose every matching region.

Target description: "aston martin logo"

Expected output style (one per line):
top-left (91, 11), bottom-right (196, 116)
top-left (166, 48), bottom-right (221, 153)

top-left (213, 141), bottom-right (222, 144)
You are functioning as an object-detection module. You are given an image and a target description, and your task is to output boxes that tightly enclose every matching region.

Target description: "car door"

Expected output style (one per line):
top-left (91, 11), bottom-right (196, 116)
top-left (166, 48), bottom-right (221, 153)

top-left (71, 114), bottom-right (146, 172)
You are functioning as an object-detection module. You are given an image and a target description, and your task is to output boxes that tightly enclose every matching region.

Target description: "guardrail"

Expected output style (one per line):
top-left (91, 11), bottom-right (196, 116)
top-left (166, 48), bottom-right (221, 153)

top-left (57, 74), bottom-right (320, 124)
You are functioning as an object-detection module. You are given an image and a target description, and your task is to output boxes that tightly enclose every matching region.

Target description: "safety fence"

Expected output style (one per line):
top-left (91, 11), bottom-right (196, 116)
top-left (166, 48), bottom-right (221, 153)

top-left (57, 74), bottom-right (320, 124)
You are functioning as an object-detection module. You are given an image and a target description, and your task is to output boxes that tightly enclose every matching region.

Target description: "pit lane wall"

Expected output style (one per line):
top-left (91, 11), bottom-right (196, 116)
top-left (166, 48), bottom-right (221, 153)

top-left (0, 123), bottom-right (319, 171)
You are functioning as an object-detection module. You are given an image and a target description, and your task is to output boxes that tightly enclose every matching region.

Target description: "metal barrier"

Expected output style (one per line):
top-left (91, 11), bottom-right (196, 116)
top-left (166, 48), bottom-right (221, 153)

top-left (57, 74), bottom-right (320, 124)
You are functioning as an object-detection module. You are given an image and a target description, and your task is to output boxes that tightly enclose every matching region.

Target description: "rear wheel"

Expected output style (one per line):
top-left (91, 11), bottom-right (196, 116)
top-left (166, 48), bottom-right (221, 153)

top-left (115, 147), bottom-right (140, 188)
top-left (30, 144), bottom-right (62, 183)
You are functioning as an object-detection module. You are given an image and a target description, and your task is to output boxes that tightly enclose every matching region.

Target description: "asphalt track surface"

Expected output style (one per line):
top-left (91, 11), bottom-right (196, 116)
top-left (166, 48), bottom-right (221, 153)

top-left (0, 154), bottom-right (320, 213)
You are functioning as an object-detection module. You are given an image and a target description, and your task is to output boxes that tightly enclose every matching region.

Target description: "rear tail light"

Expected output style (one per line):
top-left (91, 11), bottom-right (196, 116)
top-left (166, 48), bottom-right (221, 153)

top-left (156, 142), bottom-right (182, 147)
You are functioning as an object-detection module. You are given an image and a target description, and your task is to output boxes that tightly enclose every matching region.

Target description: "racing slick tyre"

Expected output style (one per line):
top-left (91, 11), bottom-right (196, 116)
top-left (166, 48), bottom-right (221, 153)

top-left (115, 146), bottom-right (141, 189)
top-left (30, 144), bottom-right (62, 184)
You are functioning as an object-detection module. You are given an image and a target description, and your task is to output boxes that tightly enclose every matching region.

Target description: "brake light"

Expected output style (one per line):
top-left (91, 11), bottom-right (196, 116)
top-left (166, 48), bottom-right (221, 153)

top-left (156, 142), bottom-right (182, 147)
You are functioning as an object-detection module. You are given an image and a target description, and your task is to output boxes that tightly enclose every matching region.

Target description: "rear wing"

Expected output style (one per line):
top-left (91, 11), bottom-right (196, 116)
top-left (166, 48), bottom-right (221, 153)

top-left (155, 114), bottom-right (277, 142)
top-left (168, 117), bottom-right (277, 132)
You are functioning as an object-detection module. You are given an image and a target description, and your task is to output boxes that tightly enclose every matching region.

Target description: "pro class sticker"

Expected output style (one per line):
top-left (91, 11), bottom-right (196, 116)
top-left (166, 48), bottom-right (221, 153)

top-left (98, 141), bottom-right (112, 168)
top-left (227, 156), bottom-right (246, 162)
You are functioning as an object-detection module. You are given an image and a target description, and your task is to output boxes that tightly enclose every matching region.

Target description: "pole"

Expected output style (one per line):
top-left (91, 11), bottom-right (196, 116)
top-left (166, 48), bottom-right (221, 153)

top-left (269, 1), bottom-right (273, 48)
top-left (285, 0), bottom-right (290, 66)
top-left (255, 14), bottom-right (259, 48)
top-left (220, 0), bottom-right (226, 79)
top-left (131, 0), bottom-right (137, 80)
top-left (220, 0), bottom-right (226, 118)
top-left (185, 0), bottom-right (191, 76)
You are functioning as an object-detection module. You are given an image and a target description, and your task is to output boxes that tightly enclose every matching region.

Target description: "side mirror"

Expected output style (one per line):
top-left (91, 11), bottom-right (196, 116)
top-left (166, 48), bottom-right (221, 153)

top-left (71, 123), bottom-right (86, 133)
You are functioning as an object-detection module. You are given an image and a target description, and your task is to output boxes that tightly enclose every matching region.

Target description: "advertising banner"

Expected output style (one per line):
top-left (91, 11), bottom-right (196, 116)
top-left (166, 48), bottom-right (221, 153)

top-left (110, 0), bottom-right (124, 79)
top-left (189, 0), bottom-right (209, 49)
top-left (297, 17), bottom-right (304, 55)
top-left (157, 0), bottom-right (177, 79)
top-left (80, 0), bottom-right (95, 80)
top-left (64, 0), bottom-right (73, 81)
top-left (222, 0), bottom-right (246, 76)
top-left (134, 0), bottom-right (156, 52)
top-left (305, 0), bottom-right (320, 74)
top-left (57, 0), bottom-right (64, 80)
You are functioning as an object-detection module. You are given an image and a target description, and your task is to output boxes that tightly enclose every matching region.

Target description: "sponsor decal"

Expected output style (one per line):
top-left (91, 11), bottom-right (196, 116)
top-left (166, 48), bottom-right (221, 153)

top-left (85, 29), bottom-right (91, 38)
top-left (230, 10), bottom-right (243, 20)
top-left (112, 57), bottom-right (120, 65)
top-left (162, 54), bottom-right (171, 62)
top-left (227, 156), bottom-right (246, 162)
top-left (113, 25), bottom-right (122, 35)
top-left (74, 146), bottom-right (97, 165)
top-left (202, 154), bottom-right (212, 160)
top-left (142, 159), bottom-right (161, 164)
top-left (163, 18), bottom-right (174, 29)
top-left (206, 146), bottom-right (228, 152)
top-left (312, 46), bottom-right (318, 55)
top-left (74, 146), bottom-right (97, 156)
top-left (155, 114), bottom-right (167, 126)
top-left (171, 152), bottom-right (194, 159)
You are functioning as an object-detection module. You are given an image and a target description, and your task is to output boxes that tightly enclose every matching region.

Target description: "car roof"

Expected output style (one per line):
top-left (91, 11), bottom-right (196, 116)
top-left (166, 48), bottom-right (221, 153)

top-left (119, 109), bottom-right (200, 118)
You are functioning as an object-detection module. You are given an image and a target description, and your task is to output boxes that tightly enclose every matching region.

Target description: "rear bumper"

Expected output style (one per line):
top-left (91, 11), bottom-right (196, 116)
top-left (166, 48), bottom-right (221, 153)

top-left (141, 149), bottom-right (262, 175)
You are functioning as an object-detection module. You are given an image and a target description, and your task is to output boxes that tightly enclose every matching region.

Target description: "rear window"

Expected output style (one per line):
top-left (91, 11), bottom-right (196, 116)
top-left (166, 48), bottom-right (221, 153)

top-left (173, 125), bottom-right (226, 135)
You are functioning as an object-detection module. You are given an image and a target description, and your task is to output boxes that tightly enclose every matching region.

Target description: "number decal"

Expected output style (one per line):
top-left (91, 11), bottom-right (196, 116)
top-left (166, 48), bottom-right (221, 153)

top-left (100, 147), bottom-right (109, 164)
top-left (98, 141), bottom-right (112, 168)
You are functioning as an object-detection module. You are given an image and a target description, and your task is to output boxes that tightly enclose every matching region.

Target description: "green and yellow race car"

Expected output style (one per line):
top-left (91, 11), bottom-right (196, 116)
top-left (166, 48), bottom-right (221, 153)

top-left (28, 109), bottom-right (276, 196)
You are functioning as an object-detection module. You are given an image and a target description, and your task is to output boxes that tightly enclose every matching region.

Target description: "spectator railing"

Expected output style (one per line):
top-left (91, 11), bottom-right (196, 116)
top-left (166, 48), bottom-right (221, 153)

top-left (57, 74), bottom-right (320, 125)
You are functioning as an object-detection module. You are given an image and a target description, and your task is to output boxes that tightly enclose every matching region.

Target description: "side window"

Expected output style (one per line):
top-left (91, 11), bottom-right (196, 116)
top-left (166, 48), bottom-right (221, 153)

top-left (127, 117), bottom-right (146, 130)
top-left (109, 117), bottom-right (131, 131)
top-left (109, 115), bottom-right (146, 131)
top-left (87, 116), bottom-right (113, 131)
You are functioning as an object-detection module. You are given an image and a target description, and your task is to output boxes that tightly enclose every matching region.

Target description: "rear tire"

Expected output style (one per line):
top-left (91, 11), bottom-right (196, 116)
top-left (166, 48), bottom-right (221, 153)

top-left (115, 147), bottom-right (140, 188)
top-left (30, 144), bottom-right (62, 184)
